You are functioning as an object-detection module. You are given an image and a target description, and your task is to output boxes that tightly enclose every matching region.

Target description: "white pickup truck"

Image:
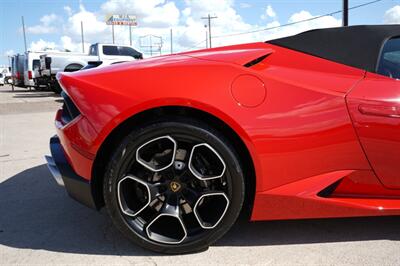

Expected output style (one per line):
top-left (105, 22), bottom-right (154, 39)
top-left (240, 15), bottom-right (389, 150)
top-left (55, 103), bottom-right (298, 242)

top-left (37, 43), bottom-right (143, 92)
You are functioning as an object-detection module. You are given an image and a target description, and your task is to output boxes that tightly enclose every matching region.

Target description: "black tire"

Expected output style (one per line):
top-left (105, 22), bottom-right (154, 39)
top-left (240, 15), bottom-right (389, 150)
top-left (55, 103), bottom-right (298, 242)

top-left (103, 117), bottom-right (245, 254)
top-left (52, 82), bottom-right (62, 94)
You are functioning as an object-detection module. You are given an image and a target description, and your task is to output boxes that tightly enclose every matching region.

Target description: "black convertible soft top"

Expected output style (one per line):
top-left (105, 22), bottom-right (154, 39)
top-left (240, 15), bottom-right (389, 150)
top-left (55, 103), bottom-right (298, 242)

top-left (267, 25), bottom-right (400, 72)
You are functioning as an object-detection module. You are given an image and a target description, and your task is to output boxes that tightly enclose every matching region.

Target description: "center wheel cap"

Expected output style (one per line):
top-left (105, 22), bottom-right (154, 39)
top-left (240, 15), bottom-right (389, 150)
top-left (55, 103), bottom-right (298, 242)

top-left (170, 181), bottom-right (182, 193)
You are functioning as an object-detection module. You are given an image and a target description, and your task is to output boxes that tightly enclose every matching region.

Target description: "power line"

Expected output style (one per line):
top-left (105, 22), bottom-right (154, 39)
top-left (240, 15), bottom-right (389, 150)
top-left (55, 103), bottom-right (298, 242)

top-left (184, 39), bottom-right (207, 52)
top-left (181, 0), bottom-right (383, 52)
top-left (213, 0), bottom-right (383, 39)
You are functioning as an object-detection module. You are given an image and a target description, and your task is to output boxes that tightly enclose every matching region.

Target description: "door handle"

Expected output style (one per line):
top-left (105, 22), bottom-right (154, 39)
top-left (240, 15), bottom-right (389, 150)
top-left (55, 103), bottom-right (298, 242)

top-left (359, 104), bottom-right (400, 118)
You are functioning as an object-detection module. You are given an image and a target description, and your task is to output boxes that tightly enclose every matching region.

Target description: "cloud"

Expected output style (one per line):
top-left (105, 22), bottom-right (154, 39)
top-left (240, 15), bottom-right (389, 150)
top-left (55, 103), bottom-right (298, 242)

top-left (60, 36), bottom-right (81, 52)
top-left (40, 13), bottom-right (58, 25)
top-left (65, 4), bottom-right (108, 38)
top-left (289, 10), bottom-right (341, 28)
top-left (178, 0), bottom-right (252, 49)
top-left (29, 39), bottom-right (57, 51)
top-left (64, 6), bottom-right (73, 16)
top-left (261, 5), bottom-right (276, 20)
top-left (101, 0), bottom-right (180, 27)
top-left (26, 13), bottom-right (59, 34)
top-left (259, 11), bottom-right (341, 41)
top-left (384, 5), bottom-right (400, 24)
top-left (26, 25), bottom-right (56, 34)
top-left (5, 50), bottom-right (15, 56)
top-left (22, 1), bottom-right (342, 57)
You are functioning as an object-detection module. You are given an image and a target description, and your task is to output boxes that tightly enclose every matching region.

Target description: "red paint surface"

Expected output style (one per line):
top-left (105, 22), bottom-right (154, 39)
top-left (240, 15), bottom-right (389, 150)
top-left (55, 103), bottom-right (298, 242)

top-left (347, 72), bottom-right (400, 189)
top-left (231, 74), bottom-right (266, 107)
top-left (55, 42), bottom-right (400, 221)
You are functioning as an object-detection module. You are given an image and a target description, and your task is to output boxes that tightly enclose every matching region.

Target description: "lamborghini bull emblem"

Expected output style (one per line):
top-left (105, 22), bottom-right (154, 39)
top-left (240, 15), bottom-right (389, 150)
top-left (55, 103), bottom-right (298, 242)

top-left (170, 181), bottom-right (181, 193)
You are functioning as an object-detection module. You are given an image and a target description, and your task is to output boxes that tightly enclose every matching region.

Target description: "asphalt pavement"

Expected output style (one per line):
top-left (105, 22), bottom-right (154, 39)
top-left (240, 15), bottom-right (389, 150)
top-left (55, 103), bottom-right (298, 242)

top-left (1, 85), bottom-right (399, 265)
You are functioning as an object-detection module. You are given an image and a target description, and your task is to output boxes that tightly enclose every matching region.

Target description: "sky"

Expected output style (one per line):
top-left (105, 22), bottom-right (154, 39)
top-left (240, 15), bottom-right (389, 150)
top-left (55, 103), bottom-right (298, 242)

top-left (1, 0), bottom-right (400, 65)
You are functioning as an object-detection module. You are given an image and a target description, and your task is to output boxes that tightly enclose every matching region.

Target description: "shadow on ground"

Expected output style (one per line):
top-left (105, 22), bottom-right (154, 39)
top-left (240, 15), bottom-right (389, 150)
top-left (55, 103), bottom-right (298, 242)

top-left (0, 164), bottom-right (399, 256)
top-left (0, 87), bottom-right (35, 93)
top-left (12, 92), bottom-right (59, 98)
top-left (0, 86), bottom-right (57, 98)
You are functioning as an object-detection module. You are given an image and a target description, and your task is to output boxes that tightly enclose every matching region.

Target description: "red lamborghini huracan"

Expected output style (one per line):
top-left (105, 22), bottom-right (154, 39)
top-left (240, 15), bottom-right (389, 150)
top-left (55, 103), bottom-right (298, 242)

top-left (46, 25), bottom-right (400, 253)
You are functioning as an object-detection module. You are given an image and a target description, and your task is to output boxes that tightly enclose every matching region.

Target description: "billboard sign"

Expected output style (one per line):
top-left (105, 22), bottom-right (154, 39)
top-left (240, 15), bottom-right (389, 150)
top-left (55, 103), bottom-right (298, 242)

top-left (106, 15), bottom-right (137, 26)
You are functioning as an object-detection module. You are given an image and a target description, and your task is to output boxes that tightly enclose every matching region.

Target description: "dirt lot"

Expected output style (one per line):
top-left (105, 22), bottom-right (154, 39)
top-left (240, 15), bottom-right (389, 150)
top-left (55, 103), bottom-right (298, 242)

top-left (1, 84), bottom-right (399, 265)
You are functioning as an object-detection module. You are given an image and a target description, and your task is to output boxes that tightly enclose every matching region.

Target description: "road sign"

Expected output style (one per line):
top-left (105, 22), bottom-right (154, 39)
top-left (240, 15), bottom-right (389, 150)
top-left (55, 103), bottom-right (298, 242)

top-left (106, 15), bottom-right (137, 26)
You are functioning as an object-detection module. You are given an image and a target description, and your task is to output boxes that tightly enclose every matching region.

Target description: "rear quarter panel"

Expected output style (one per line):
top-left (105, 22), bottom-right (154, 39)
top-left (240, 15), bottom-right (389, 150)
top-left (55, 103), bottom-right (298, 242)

top-left (59, 47), bottom-right (370, 197)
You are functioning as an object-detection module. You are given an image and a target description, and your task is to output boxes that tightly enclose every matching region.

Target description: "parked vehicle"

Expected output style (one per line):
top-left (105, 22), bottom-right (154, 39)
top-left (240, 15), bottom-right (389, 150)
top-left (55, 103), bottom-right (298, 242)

top-left (11, 54), bottom-right (25, 87)
top-left (79, 59), bottom-right (133, 71)
top-left (47, 25), bottom-right (400, 254)
top-left (38, 43), bottom-right (142, 92)
top-left (22, 51), bottom-right (45, 88)
top-left (0, 73), bottom-right (4, 86)
top-left (0, 66), bottom-right (12, 84)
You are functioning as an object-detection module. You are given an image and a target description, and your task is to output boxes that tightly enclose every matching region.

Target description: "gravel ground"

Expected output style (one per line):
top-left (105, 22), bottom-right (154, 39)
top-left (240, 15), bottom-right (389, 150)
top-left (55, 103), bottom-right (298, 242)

top-left (1, 84), bottom-right (400, 265)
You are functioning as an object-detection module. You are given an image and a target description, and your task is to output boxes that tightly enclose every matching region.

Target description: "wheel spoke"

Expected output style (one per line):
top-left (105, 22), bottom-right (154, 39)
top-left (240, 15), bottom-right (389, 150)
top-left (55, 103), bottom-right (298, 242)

top-left (146, 201), bottom-right (187, 244)
top-left (181, 187), bottom-right (200, 207)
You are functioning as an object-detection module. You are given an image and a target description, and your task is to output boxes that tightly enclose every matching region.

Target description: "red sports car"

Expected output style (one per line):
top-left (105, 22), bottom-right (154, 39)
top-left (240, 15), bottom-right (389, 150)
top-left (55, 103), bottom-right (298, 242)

top-left (46, 25), bottom-right (400, 254)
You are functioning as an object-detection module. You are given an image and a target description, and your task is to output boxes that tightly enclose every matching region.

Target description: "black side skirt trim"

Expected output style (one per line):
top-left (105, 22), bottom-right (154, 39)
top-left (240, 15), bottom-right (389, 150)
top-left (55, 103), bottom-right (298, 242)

top-left (50, 136), bottom-right (98, 209)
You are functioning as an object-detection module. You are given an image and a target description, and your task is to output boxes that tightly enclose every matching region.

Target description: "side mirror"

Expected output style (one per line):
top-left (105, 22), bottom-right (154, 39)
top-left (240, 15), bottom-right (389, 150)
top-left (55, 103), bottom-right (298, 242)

top-left (45, 57), bottom-right (52, 69)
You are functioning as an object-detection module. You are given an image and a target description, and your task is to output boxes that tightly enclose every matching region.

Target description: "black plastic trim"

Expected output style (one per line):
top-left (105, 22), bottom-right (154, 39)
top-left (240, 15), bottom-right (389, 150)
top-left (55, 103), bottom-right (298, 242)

top-left (317, 179), bottom-right (343, 198)
top-left (61, 91), bottom-right (80, 124)
top-left (267, 25), bottom-right (400, 73)
top-left (243, 54), bottom-right (270, 68)
top-left (50, 135), bottom-right (97, 209)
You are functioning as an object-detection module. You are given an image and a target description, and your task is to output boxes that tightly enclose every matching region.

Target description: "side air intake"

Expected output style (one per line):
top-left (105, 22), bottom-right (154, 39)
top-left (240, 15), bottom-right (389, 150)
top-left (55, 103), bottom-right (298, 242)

top-left (61, 91), bottom-right (81, 124)
top-left (243, 54), bottom-right (270, 68)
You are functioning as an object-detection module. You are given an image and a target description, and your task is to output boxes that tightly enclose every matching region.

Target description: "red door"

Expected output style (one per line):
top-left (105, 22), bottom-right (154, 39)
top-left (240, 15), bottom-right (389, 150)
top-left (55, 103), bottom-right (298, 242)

top-left (347, 72), bottom-right (400, 189)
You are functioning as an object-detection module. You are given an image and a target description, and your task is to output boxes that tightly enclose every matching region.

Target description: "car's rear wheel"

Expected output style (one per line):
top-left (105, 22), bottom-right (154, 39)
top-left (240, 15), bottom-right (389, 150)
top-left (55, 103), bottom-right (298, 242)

top-left (103, 118), bottom-right (245, 254)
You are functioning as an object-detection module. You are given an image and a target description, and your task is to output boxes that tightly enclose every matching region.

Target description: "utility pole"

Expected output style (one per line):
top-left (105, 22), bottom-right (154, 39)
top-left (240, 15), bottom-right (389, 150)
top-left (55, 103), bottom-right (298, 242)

top-left (170, 29), bottom-right (173, 54)
top-left (21, 16), bottom-right (27, 52)
top-left (81, 21), bottom-right (85, 53)
top-left (112, 24), bottom-right (115, 44)
top-left (129, 25), bottom-right (132, 46)
top-left (205, 29), bottom-right (208, 49)
top-left (201, 14), bottom-right (217, 48)
top-left (150, 35), bottom-right (153, 56)
top-left (343, 0), bottom-right (349, 26)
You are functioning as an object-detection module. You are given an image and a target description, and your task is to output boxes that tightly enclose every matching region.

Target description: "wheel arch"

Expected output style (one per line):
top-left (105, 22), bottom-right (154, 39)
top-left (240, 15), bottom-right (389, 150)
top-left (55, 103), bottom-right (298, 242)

top-left (64, 63), bottom-right (84, 72)
top-left (91, 106), bottom-right (256, 216)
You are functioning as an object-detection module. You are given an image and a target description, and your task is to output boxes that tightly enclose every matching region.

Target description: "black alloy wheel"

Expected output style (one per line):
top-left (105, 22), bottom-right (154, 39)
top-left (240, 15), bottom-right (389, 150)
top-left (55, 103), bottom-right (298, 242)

top-left (104, 118), bottom-right (245, 254)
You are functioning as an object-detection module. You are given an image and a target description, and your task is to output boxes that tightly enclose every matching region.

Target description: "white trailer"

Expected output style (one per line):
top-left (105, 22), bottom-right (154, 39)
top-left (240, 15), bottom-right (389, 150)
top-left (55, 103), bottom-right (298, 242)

top-left (23, 51), bottom-right (44, 88)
